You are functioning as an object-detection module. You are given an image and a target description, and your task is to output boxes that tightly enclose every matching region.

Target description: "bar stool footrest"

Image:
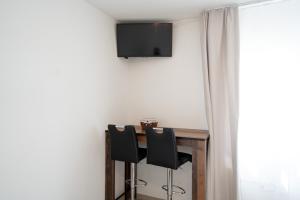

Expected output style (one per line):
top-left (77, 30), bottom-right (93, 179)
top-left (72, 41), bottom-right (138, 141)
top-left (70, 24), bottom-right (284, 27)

top-left (162, 185), bottom-right (186, 195)
top-left (125, 178), bottom-right (147, 187)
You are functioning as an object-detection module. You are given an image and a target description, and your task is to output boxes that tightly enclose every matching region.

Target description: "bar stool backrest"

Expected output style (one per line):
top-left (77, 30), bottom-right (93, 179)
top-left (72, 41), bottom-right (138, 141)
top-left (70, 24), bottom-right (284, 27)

top-left (108, 124), bottom-right (139, 163)
top-left (145, 127), bottom-right (178, 169)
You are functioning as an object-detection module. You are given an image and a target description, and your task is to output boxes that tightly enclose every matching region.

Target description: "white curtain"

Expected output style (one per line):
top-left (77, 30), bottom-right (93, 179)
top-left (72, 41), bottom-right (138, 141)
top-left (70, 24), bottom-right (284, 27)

top-left (200, 7), bottom-right (239, 200)
top-left (239, 1), bottom-right (300, 200)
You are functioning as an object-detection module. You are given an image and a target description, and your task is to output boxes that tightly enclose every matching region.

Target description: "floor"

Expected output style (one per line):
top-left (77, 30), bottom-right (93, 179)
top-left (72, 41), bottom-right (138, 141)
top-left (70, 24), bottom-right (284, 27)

top-left (118, 194), bottom-right (163, 200)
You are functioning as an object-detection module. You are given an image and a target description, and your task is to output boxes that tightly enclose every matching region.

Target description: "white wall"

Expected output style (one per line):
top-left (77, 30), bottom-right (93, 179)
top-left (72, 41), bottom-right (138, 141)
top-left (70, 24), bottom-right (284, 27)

top-left (0, 0), bottom-right (128, 199)
top-left (126, 19), bottom-right (207, 199)
top-left (127, 19), bottom-right (207, 129)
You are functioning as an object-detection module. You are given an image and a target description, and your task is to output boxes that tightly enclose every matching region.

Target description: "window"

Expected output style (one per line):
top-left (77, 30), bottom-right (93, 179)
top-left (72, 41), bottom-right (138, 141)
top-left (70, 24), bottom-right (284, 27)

top-left (239, 1), bottom-right (300, 199)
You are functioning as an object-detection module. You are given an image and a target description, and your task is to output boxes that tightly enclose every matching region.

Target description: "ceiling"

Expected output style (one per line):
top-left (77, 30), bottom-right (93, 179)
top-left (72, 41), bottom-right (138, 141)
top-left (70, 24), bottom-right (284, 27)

top-left (87, 0), bottom-right (251, 21)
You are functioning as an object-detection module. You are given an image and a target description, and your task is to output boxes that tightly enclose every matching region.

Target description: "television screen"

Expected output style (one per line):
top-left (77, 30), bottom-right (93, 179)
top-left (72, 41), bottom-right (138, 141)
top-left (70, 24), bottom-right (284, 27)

top-left (116, 23), bottom-right (172, 58)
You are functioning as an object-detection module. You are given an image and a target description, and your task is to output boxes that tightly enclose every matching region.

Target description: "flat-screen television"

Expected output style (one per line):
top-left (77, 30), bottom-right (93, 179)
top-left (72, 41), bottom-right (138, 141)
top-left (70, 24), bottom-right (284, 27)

top-left (116, 23), bottom-right (172, 58)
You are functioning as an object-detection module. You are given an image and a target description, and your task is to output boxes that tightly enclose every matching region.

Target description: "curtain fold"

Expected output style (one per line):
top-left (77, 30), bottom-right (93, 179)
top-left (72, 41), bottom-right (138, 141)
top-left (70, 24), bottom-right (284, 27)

top-left (200, 7), bottom-right (240, 200)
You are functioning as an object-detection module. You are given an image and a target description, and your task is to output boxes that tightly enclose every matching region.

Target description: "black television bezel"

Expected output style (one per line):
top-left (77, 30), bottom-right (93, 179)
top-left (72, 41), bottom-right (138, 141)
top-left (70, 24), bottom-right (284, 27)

top-left (116, 23), bottom-right (173, 58)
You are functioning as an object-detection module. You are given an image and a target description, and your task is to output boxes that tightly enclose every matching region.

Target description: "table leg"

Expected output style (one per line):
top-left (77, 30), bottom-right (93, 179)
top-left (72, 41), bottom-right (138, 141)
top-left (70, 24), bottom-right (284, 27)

top-left (105, 133), bottom-right (115, 200)
top-left (134, 164), bottom-right (137, 199)
top-left (125, 162), bottom-right (130, 200)
top-left (192, 140), bottom-right (207, 200)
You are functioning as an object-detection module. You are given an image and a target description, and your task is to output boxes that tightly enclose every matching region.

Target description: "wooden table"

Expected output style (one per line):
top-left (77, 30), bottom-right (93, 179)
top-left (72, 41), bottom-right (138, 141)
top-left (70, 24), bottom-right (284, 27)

top-left (105, 126), bottom-right (209, 200)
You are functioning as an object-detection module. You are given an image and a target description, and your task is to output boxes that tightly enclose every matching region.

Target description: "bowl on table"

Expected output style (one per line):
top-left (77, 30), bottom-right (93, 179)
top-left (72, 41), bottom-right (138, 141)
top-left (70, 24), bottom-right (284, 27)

top-left (140, 118), bottom-right (158, 130)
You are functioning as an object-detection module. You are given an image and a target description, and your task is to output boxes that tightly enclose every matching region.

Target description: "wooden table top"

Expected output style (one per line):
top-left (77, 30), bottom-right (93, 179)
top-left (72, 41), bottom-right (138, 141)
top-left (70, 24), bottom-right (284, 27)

top-left (106, 126), bottom-right (209, 140)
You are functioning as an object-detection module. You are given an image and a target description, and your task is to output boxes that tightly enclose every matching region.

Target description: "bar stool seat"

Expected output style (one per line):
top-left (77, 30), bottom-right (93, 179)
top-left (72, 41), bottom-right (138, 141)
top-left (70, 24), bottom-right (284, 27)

top-left (138, 148), bottom-right (147, 161)
top-left (177, 152), bottom-right (192, 167)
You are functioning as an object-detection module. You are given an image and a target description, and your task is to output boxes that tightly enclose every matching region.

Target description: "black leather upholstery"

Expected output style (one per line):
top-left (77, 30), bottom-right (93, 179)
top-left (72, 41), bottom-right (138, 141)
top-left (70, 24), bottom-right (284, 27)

top-left (145, 127), bottom-right (192, 170)
top-left (108, 124), bottom-right (147, 163)
top-left (178, 152), bottom-right (192, 167)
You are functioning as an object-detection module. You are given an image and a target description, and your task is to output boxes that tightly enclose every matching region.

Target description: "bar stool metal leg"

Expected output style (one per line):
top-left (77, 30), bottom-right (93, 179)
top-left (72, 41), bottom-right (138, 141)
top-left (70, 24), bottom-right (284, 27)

top-left (162, 168), bottom-right (185, 199)
top-left (167, 168), bottom-right (173, 200)
top-left (130, 163), bottom-right (136, 200)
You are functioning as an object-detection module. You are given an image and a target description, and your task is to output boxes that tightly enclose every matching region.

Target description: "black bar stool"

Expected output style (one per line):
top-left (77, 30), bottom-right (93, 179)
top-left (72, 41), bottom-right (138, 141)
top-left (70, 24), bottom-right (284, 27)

top-left (108, 124), bottom-right (147, 200)
top-left (145, 127), bottom-right (192, 200)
